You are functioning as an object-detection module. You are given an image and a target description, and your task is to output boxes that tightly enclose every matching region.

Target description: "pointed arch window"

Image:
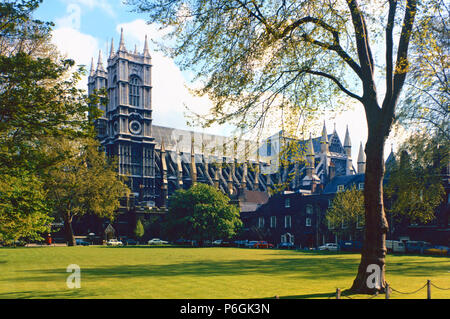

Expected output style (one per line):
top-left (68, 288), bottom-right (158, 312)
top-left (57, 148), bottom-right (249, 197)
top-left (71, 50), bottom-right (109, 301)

top-left (129, 76), bottom-right (141, 107)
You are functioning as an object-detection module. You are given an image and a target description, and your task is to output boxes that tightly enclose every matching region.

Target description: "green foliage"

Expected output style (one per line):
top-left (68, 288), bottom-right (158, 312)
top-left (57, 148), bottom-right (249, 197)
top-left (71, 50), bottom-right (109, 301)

top-left (326, 185), bottom-right (364, 239)
top-left (42, 137), bottom-right (130, 223)
top-left (164, 184), bottom-right (242, 241)
top-left (0, 1), bottom-right (107, 243)
top-left (0, 169), bottom-right (52, 244)
top-left (385, 132), bottom-right (447, 224)
top-left (398, 0), bottom-right (449, 139)
top-left (134, 219), bottom-right (145, 239)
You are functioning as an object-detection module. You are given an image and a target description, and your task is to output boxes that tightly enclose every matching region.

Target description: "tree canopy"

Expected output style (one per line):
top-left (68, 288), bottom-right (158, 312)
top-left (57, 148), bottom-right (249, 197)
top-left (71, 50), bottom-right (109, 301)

top-left (163, 184), bottom-right (242, 243)
top-left (326, 185), bottom-right (365, 240)
top-left (385, 131), bottom-right (447, 224)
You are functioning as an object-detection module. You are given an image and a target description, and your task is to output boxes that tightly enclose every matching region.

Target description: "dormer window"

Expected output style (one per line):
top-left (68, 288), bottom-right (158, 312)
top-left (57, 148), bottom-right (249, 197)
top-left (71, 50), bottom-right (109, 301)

top-left (337, 185), bottom-right (345, 192)
top-left (358, 183), bottom-right (364, 190)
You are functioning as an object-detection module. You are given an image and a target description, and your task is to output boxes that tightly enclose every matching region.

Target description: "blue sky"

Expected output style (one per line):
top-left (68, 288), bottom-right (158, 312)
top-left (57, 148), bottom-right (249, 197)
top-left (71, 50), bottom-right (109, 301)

top-left (34, 0), bottom-right (401, 161)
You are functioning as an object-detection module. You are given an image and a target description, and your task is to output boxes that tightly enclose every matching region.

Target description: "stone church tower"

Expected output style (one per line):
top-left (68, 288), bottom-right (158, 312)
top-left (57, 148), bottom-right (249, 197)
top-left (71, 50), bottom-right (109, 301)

top-left (88, 29), bottom-right (156, 206)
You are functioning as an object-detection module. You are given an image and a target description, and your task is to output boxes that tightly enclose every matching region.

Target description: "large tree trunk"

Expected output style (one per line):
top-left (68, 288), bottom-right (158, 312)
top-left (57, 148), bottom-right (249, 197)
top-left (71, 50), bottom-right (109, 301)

top-left (63, 212), bottom-right (76, 247)
top-left (350, 115), bottom-right (390, 294)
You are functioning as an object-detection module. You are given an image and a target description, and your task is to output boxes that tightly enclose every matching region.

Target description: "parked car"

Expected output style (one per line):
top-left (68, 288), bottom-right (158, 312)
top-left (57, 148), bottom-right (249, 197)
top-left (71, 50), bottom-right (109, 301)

top-left (405, 241), bottom-right (431, 254)
top-left (424, 245), bottom-right (449, 255)
top-left (279, 242), bottom-right (295, 249)
top-left (234, 240), bottom-right (248, 247)
top-left (339, 240), bottom-right (362, 252)
top-left (245, 241), bottom-right (259, 248)
top-left (318, 243), bottom-right (339, 251)
top-left (75, 238), bottom-right (90, 246)
top-left (148, 238), bottom-right (169, 245)
top-left (107, 239), bottom-right (123, 246)
top-left (253, 241), bottom-right (274, 249)
top-left (212, 240), bottom-right (222, 246)
top-left (125, 238), bottom-right (137, 245)
top-left (174, 238), bottom-right (197, 246)
top-left (386, 240), bottom-right (406, 253)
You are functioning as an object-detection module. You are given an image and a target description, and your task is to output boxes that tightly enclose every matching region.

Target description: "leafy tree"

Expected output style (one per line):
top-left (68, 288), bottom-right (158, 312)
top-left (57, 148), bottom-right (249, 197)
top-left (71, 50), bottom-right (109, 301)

top-left (128, 0), bottom-right (434, 293)
top-left (42, 137), bottom-right (130, 246)
top-left (0, 0), bottom-right (103, 242)
top-left (397, 0), bottom-right (449, 139)
top-left (326, 186), bottom-right (365, 241)
top-left (0, 170), bottom-right (52, 245)
top-left (385, 132), bottom-right (447, 224)
top-left (163, 184), bottom-right (242, 243)
top-left (134, 219), bottom-right (145, 241)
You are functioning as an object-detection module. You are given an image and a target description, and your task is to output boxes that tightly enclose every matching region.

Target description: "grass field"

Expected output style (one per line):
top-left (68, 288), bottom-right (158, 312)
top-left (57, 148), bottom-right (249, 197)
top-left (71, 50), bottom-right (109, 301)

top-left (0, 246), bottom-right (449, 299)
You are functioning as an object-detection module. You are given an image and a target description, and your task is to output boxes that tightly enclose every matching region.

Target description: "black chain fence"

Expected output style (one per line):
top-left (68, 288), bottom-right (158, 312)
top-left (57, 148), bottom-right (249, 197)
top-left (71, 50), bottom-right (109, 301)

top-left (329, 280), bottom-right (450, 299)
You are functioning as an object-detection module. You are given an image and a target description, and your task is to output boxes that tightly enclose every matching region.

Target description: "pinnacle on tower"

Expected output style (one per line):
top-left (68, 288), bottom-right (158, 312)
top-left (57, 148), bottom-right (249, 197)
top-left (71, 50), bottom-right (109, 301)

top-left (344, 125), bottom-right (351, 149)
top-left (134, 44), bottom-right (138, 55)
top-left (118, 28), bottom-right (127, 52)
top-left (357, 142), bottom-right (366, 174)
top-left (109, 37), bottom-right (115, 59)
top-left (89, 57), bottom-right (95, 76)
top-left (143, 35), bottom-right (151, 57)
top-left (321, 121), bottom-right (328, 144)
top-left (96, 50), bottom-right (105, 72)
top-left (358, 142), bottom-right (366, 163)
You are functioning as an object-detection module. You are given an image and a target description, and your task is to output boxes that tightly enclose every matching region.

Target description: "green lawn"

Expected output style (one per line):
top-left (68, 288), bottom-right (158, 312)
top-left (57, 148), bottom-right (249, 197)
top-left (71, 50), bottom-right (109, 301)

top-left (0, 246), bottom-right (449, 299)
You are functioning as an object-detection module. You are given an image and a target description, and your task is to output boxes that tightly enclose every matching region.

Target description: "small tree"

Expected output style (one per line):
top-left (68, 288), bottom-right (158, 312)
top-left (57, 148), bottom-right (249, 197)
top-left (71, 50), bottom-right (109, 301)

top-left (326, 186), bottom-right (365, 241)
top-left (385, 132), bottom-right (446, 224)
top-left (134, 219), bottom-right (145, 243)
top-left (43, 137), bottom-right (130, 246)
top-left (163, 184), bottom-right (242, 244)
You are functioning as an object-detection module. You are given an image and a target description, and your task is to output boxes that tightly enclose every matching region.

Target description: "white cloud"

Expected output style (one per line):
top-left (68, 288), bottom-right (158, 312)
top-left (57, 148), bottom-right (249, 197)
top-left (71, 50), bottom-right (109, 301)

top-left (61, 0), bottom-right (115, 17)
top-left (55, 4), bottom-right (81, 29)
top-left (116, 20), bottom-right (228, 135)
top-left (51, 27), bottom-right (99, 88)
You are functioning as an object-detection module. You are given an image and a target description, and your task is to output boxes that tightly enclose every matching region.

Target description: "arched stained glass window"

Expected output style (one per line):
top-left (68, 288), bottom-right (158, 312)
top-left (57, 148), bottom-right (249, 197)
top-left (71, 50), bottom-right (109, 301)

top-left (129, 76), bottom-right (140, 107)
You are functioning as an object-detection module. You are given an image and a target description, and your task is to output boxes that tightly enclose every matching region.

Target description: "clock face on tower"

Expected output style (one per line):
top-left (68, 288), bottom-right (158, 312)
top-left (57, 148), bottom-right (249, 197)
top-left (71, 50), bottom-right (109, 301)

top-left (129, 120), bottom-right (142, 135)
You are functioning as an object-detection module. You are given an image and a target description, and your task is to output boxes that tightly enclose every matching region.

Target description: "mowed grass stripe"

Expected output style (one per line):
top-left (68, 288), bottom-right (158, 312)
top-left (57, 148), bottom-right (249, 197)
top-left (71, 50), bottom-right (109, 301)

top-left (0, 247), bottom-right (448, 299)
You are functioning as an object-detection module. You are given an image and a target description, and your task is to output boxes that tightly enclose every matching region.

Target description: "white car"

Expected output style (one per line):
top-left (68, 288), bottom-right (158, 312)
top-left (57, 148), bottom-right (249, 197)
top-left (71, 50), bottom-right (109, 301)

top-left (318, 243), bottom-right (339, 251)
top-left (107, 239), bottom-right (123, 246)
top-left (212, 240), bottom-right (222, 245)
top-left (148, 238), bottom-right (169, 245)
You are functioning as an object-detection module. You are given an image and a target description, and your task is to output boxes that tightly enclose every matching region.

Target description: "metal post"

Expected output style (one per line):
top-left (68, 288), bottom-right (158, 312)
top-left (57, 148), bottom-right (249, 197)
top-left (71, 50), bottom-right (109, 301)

top-left (385, 283), bottom-right (390, 299)
top-left (427, 280), bottom-right (431, 299)
top-left (336, 288), bottom-right (341, 299)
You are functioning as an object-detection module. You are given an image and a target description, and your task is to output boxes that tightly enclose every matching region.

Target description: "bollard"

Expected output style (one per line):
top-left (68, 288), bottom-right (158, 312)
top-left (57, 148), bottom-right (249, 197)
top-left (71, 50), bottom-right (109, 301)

top-left (336, 288), bottom-right (341, 299)
top-left (427, 280), bottom-right (431, 299)
top-left (385, 283), bottom-right (390, 299)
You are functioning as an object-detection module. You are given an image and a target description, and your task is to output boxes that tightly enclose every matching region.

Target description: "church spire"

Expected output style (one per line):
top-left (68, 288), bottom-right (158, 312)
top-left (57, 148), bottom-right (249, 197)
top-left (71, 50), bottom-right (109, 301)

top-left (96, 50), bottom-right (105, 72)
top-left (357, 141), bottom-right (366, 174)
top-left (118, 28), bottom-right (127, 52)
top-left (143, 35), bottom-right (151, 57)
top-left (89, 57), bottom-right (95, 76)
top-left (344, 125), bottom-right (352, 158)
top-left (320, 120), bottom-right (329, 154)
top-left (321, 121), bottom-right (328, 144)
top-left (109, 37), bottom-right (115, 59)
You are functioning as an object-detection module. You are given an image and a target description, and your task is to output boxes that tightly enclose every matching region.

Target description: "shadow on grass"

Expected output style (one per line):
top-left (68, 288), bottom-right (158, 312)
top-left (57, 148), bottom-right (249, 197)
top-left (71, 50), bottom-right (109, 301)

top-left (6, 256), bottom-right (359, 283)
top-left (0, 289), bottom-right (98, 299)
top-left (7, 252), bottom-right (450, 286)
